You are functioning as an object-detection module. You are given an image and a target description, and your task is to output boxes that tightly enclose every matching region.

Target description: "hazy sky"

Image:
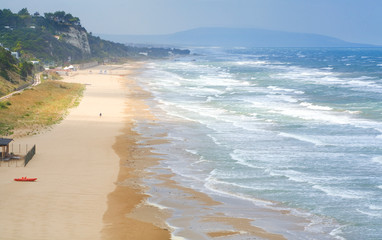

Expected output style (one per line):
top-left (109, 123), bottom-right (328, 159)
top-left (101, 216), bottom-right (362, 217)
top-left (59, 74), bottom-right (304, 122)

top-left (2, 0), bottom-right (382, 45)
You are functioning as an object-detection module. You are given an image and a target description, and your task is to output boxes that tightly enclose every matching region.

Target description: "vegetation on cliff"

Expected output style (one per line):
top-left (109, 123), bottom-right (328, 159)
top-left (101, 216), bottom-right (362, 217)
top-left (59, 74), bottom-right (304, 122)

top-left (0, 8), bottom-right (190, 64)
top-left (0, 46), bottom-right (33, 96)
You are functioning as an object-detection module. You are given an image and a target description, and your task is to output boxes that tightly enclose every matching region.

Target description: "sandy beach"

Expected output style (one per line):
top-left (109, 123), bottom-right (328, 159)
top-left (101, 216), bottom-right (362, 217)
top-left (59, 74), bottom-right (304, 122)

top-left (0, 63), bottom-right (170, 240)
top-left (0, 62), bottom-right (292, 240)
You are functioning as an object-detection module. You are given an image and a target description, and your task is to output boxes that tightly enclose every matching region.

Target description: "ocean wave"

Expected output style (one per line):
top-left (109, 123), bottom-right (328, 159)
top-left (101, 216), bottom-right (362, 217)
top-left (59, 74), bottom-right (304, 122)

top-left (372, 156), bottom-right (382, 165)
top-left (312, 185), bottom-right (366, 199)
top-left (279, 132), bottom-right (326, 146)
top-left (207, 134), bottom-right (222, 145)
top-left (268, 169), bottom-right (311, 183)
top-left (145, 199), bottom-right (170, 210)
top-left (329, 226), bottom-right (346, 240)
top-left (300, 102), bottom-right (333, 111)
top-left (230, 151), bottom-right (264, 169)
top-left (266, 94), bottom-right (299, 103)
top-left (190, 156), bottom-right (209, 166)
top-left (272, 65), bottom-right (382, 93)
top-left (185, 149), bottom-right (198, 155)
top-left (267, 103), bottom-right (382, 133)
top-left (368, 204), bottom-right (382, 210)
top-left (234, 60), bottom-right (271, 66)
top-left (267, 85), bottom-right (305, 94)
top-left (321, 67), bottom-right (334, 70)
top-left (204, 175), bottom-right (273, 207)
top-left (356, 209), bottom-right (382, 218)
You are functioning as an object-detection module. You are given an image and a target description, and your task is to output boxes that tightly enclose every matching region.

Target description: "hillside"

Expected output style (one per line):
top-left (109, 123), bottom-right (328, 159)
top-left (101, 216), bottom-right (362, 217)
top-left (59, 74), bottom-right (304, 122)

top-left (0, 46), bottom-right (33, 96)
top-left (99, 27), bottom-right (376, 48)
top-left (0, 8), bottom-right (190, 64)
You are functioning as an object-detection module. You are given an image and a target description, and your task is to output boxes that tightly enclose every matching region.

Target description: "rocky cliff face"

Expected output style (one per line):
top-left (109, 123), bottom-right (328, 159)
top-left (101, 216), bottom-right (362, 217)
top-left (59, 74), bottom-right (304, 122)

top-left (60, 27), bottom-right (91, 55)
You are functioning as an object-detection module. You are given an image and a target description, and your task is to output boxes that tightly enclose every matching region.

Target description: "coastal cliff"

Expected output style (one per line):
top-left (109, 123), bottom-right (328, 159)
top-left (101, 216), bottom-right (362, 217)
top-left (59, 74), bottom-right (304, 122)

top-left (59, 26), bottom-right (91, 55)
top-left (0, 8), bottom-right (189, 64)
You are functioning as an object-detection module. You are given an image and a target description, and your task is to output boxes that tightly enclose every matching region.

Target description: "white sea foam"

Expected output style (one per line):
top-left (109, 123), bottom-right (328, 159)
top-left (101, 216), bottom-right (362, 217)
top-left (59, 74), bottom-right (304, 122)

top-left (204, 175), bottom-right (273, 207)
top-left (146, 199), bottom-right (169, 210)
top-left (209, 176), bottom-right (266, 191)
top-left (270, 105), bottom-right (350, 124)
top-left (344, 110), bottom-right (361, 115)
top-left (205, 96), bottom-right (214, 102)
top-left (230, 151), bottom-right (264, 169)
top-left (279, 132), bottom-right (325, 146)
top-left (266, 94), bottom-right (299, 103)
top-left (207, 134), bottom-right (222, 145)
top-left (272, 65), bottom-right (382, 93)
top-left (329, 226), bottom-right (346, 240)
top-left (313, 185), bottom-right (366, 199)
top-left (267, 85), bottom-right (304, 95)
top-left (191, 156), bottom-right (208, 166)
top-left (372, 156), bottom-right (382, 165)
top-left (235, 60), bottom-right (270, 66)
top-left (171, 236), bottom-right (186, 240)
top-left (356, 209), bottom-right (382, 218)
top-left (268, 103), bottom-right (382, 133)
top-left (369, 204), bottom-right (382, 210)
top-left (185, 149), bottom-right (198, 155)
top-left (321, 67), bottom-right (334, 70)
top-left (269, 169), bottom-right (309, 183)
top-left (300, 102), bottom-right (333, 111)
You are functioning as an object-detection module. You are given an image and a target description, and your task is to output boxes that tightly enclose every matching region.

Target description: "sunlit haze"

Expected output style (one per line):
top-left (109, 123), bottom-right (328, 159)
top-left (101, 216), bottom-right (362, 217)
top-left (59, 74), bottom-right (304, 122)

top-left (2, 0), bottom-right (382, 45)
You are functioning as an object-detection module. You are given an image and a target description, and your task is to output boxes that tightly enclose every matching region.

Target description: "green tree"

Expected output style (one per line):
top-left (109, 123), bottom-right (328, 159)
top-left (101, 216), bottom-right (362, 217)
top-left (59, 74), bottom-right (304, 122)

top-left (54, 11), bottom-right (66, 20)
top-left (18, 8), bottom-right (30, 16)
top-left (19, 61), bottom-right (33, 79)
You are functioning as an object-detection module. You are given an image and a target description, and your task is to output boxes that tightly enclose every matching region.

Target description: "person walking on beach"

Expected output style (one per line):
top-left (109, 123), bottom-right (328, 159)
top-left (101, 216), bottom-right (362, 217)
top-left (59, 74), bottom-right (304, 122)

top-left (99, 113), bottom-right (102, 117)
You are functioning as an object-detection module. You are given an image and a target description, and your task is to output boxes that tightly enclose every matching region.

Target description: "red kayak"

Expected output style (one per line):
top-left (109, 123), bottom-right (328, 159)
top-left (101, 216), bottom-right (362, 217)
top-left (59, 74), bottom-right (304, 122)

top-left (14, 177), bottom-right (37, 182)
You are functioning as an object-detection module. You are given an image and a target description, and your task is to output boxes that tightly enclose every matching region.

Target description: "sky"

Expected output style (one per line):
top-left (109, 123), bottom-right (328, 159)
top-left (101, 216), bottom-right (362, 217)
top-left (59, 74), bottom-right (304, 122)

top-left (1, 0), bottom-right (382, 45)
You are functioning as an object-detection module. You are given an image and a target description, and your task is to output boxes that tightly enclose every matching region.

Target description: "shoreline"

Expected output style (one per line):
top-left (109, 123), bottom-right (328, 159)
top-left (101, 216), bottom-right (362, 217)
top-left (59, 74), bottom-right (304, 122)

top-left (112, 63), bottom-right (291, 240)
top-left (102, 68), bottom-right (171, 239)
top-left (0, 62), bottom-right (298, 240)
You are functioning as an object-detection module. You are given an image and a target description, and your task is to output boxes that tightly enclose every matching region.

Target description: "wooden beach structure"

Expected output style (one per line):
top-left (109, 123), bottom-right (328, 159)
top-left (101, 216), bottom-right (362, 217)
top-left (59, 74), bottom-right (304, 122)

top-left (0, 138), bottom-right (13, 160)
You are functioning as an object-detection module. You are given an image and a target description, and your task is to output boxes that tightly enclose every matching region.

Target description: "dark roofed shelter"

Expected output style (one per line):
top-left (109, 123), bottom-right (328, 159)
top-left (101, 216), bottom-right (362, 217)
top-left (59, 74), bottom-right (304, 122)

top-left (0, 138), bottom-right (13, 160)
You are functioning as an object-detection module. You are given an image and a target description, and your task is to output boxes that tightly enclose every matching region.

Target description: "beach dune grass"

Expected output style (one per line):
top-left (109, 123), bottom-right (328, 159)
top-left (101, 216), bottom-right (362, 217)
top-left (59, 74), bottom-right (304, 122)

top-left (0, 80), bottom-right (84, 136)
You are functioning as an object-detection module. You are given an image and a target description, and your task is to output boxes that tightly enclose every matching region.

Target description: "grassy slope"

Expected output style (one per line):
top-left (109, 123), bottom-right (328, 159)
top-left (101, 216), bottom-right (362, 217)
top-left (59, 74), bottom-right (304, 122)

top-left (0, 80), bottom-right (84, 137)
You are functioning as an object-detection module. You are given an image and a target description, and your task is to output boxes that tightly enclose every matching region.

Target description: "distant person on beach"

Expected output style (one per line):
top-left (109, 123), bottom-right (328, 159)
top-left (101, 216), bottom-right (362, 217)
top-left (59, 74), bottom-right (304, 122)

top-left (99, 113), bottom-right (102, 117)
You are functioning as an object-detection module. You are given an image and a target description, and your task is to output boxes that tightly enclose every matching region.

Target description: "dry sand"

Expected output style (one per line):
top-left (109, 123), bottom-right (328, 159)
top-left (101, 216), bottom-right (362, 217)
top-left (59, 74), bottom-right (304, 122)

top-left (0, 63), bottom-right (169, 240)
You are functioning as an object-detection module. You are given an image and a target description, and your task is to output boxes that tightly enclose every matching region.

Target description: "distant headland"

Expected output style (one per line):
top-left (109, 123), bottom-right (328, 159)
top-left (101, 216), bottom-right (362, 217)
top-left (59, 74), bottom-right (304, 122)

top-left (99, 27), bottom-right (378, 48)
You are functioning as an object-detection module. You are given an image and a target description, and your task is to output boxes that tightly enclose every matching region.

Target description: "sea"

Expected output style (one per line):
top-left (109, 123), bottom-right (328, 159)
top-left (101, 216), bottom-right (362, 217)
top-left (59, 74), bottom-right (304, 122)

top-left (133, 47), bottom-right (382, 240)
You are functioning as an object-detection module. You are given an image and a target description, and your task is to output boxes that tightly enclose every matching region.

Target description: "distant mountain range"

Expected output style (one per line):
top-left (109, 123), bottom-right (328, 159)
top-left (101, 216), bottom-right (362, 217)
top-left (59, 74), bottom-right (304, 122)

top-left (99, 27), bottom-right (376, 48)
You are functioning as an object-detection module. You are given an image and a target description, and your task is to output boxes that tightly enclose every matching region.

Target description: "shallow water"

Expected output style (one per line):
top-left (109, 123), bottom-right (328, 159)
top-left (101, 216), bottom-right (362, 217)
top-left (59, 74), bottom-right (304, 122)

top-left (134, 48), bottom-right (382, 239)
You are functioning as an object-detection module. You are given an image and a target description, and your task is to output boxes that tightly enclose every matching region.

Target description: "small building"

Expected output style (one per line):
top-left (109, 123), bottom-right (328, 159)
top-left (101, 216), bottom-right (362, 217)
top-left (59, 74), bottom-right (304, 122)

top-left (0, 138), bottom-right (13, 160)
top-left (11, 52), bottom-right (19, 59)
